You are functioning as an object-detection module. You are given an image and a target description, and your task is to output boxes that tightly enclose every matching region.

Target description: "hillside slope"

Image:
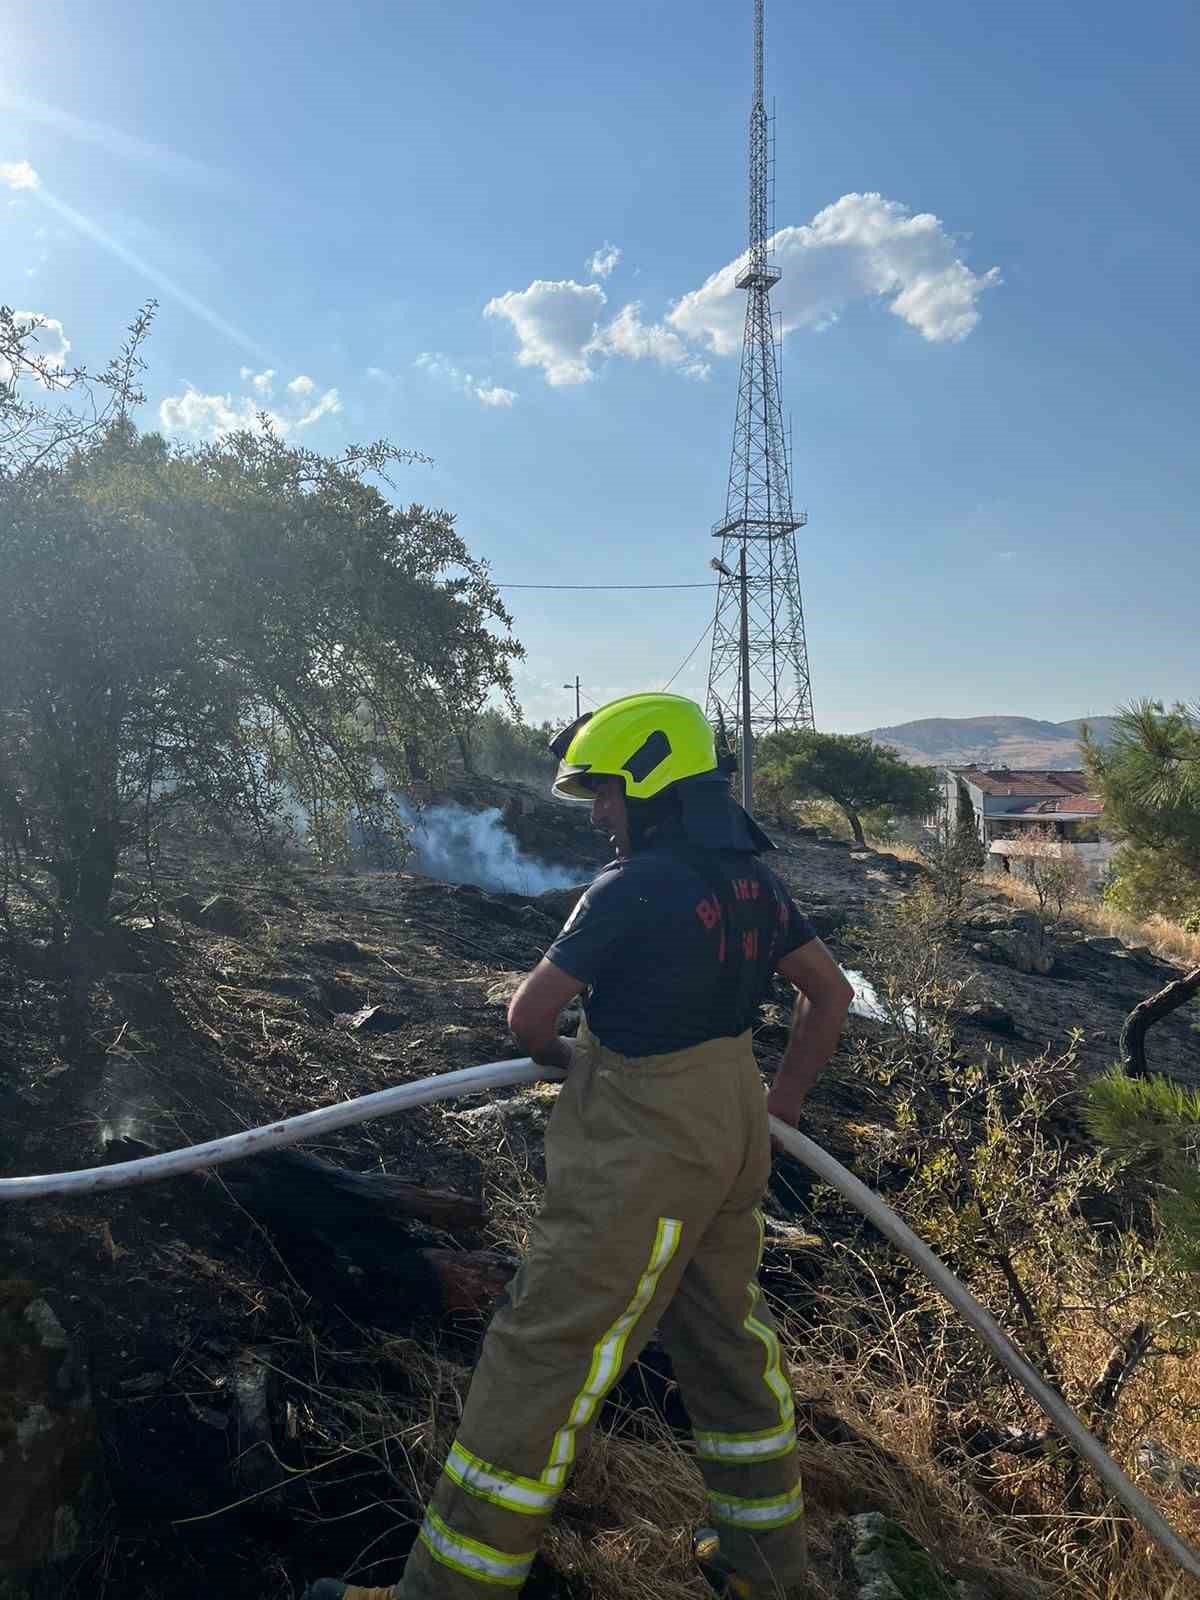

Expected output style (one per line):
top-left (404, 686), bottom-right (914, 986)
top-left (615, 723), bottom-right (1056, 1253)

top-left (2, 782), bottom-right (1196, 1599)
top-left (861, 713), bottom-right (1117, 769)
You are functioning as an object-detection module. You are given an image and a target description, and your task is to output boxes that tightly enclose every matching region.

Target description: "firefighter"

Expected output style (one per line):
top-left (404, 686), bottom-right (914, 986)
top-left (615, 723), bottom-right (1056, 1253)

top-left (306, 693), bottom-right (853, 1600)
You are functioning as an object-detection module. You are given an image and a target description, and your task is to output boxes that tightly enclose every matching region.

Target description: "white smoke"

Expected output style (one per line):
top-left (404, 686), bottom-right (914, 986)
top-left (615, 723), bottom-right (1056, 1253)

top-left (399, 801), bottom-right (581, 896)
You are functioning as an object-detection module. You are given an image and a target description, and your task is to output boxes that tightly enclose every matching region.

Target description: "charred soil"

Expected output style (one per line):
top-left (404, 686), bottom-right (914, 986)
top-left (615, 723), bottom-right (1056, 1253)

top-left (1, 779), bottom-right (1196, 1598)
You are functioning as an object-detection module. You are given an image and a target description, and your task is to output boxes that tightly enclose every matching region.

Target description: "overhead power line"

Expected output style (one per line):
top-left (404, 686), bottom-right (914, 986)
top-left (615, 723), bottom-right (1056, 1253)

top-left (662, 616), bottom-right (717, 693)
top-left (495, 581), bottom-right (717, 592)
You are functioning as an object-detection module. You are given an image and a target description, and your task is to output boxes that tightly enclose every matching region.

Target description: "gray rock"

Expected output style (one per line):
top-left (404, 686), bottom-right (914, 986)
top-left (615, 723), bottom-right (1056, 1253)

top-left (961, 1001), bottom-right (1016, 1035)
top-left (987, 918), bottom-right (1055, 976)
top-left (1135, 1437), bottom-right (1200, 1497)
top-left (165, 892), bottom-right (204, 924)
top-left (845, 1512), bottom-right (966, 1598)
top-left (803, 905), bottom-right (846, 940)
top-left (967, 907), bottom-right (1018, 933)
top-left (0, 1284), bottom-right (103, 1595)
top-left (199, 893), bottom-right (257, 936)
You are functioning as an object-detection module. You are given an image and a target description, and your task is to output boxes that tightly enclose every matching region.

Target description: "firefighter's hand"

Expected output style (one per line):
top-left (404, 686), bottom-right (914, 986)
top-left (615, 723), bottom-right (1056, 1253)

top-left (766, 1083), bottom-right (805, 1151)
top-left (533, 1035), bottom-right (575, 1075)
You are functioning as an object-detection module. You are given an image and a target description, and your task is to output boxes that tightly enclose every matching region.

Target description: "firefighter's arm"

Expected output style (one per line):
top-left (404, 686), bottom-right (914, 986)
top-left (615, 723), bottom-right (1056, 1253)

top-left (508, 958), bottom-right (585, 1071)
top-left (767, 939), bottom-right (854, 1127)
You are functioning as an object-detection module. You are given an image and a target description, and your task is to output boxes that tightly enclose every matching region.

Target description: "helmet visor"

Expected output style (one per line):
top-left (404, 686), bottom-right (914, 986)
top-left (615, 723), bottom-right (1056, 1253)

top-left (551, 766), bottom-right (600, 802)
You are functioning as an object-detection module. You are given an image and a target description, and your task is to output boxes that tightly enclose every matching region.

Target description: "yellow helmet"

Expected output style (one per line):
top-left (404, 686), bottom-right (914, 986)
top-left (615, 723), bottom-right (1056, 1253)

top-left (549, 693), bottom-right (719, 802)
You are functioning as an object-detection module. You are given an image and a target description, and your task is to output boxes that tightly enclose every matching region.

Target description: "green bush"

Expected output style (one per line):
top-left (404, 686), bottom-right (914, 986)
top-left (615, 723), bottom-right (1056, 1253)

top-left (462, 710), bottom-right (557, 784)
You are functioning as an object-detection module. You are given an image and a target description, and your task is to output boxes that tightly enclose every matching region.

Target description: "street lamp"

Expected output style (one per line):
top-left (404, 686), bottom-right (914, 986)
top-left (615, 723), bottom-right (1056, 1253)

top-left (710, 553), bottom-right (753, 814)
top-left (562, 676), bottom-right (581, 719)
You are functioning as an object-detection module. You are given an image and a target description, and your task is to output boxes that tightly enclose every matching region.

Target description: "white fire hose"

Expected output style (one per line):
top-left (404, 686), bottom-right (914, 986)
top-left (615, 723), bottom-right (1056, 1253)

top-left (3, 1055), bottom-right (1198, 1587)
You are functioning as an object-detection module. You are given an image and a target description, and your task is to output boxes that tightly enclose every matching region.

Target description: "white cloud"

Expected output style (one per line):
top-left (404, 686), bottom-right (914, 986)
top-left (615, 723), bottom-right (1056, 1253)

top-left (0, 159), bottom-right (40, 192)
top-left (587, 241), bottom-right (622, 280)
top-left (487, 193), bottom-right (996, 392)
top-left (474, 383), bottom-right (517, 408)
top-left (159, 390), bottom-right (282, 439)
top-left (483, 281), bottom-right (708, 387)
top-left (415, 351), bottom-right (517, 408)
top-left (159, 370), bottom-right (341, 439)
top-left (240, 367), bottom-right (275, 396)
top-left (484, 279), bottom-right (606, 387)
top-left (667, 192), bottom-right (1000, 355)
top-left (587, 303), bottom-right (710, 380)
top-left (295, 387), bottom-right (341, 427)
top-left (0, 309), bottom-right (71, 386)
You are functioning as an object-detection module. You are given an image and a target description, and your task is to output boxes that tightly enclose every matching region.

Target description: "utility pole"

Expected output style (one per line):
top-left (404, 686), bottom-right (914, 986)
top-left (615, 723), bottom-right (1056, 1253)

top-left (711, 556), bottom-right (753, 813)
top-left (562, 676), bottom-right (581, 719)
top-left (739, 544), bottom-right (752, 812)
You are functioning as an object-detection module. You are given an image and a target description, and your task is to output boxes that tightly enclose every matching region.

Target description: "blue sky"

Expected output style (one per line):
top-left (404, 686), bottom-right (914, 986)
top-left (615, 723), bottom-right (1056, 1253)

top-left (3, 0), bottom-right (1197, 732)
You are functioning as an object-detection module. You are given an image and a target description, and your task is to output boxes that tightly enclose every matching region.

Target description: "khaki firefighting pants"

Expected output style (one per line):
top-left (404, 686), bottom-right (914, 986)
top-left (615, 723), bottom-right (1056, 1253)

top-left (397, 1024), bottom-right (806, 1598)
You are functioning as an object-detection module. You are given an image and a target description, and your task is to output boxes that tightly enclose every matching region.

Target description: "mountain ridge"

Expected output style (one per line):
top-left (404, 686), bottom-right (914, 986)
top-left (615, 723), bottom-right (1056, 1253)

top-left (858, 714), bottom-right (1118, 771)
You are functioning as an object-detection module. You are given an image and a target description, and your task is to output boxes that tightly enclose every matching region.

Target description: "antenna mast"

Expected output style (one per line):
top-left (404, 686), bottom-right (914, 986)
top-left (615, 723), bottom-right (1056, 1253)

top-left (706, 0), bottom-right (815, 746)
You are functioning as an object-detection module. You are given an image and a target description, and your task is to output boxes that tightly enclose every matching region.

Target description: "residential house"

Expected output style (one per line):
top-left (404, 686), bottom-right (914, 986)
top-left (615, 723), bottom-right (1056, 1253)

top-left (938, 766), bottom-right (1114, 888)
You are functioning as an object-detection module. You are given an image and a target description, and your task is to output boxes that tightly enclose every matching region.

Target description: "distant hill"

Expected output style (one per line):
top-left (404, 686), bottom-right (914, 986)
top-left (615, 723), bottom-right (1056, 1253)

top-left (859, 715), bottom-right (1118, 771)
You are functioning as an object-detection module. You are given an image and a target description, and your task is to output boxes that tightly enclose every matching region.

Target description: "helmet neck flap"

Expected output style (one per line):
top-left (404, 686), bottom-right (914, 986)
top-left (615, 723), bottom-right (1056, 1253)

top-left (626, 771), bottom-right (775, 855)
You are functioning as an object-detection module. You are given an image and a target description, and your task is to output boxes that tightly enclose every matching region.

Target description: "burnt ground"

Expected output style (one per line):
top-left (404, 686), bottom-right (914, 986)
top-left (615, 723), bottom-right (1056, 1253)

top-left (1, 778), bottom-right (1196, 1599)
top-left (765, 827), bottom-right (1199, 1088)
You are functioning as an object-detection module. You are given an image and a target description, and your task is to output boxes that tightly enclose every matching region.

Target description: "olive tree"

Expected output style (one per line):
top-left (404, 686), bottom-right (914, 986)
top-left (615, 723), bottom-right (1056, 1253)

top-left (757, 729), bottom-right (937, 847)
top-left (0, 344), bottom-right (519, 937)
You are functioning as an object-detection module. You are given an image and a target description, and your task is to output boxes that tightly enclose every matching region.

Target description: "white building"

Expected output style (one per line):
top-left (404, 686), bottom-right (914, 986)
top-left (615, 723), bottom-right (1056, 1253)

top-left (938, 766), bottom-right (1115, 889)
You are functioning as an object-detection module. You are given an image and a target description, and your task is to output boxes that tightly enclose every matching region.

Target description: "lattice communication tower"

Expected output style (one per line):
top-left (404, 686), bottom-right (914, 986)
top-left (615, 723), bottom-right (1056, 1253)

top-left (706, 0), bottom-right (814, 741)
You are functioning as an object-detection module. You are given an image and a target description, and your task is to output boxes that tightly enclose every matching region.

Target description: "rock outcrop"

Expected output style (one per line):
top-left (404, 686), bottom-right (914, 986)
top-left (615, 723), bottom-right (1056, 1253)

top-left (0, 1282), bottom-right (102, 1598)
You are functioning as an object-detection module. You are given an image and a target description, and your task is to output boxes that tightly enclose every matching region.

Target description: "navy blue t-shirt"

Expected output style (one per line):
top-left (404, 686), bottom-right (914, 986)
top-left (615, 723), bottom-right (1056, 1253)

top-left (545, 843), bottom-right (817, 1057)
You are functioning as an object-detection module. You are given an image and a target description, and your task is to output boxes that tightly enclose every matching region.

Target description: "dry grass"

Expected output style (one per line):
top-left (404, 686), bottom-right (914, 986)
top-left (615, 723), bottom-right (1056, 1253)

top-left (785, 1293), bottom-right (1200, 1600)
top-left (283, 1250), bottom-right (1200, 1600)
top-left (866, 839), bottom-right (924, 865)
top-left (866, 838), bottom-right (1200, 969)
top-left (303, 1323), bottom-right (1039, 1600)
top-left (986, 873), bottom-right (1200, 968)
top-left (280, 959), bottom-right (1200, 1600)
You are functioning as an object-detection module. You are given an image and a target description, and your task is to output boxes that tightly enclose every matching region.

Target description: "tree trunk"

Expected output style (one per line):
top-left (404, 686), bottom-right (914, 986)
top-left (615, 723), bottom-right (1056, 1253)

top-left (212, 1150), bottom-right (507, 1319)
top-left (1089, 1320), bottom-right (1153, 1441)
top-left (1120, 967), bottom-right (1200, 1078)
top-left (220, 1147), bottom-right (487, 1233)
top-left (403, 740), bottom-right (429, 784)
top-left (421, 1248), bottom-right (517, 1314)
top-left (76, 820), bottom-right (120, 927)
top-left (842, 806), bottom-right (866, 847)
